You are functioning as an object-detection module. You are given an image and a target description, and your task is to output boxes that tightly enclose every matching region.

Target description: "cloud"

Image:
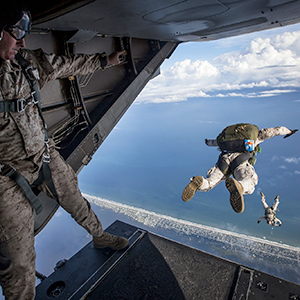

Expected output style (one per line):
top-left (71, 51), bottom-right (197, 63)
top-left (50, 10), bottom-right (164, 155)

top-left (271, 156), bottom-right (279, 162)
top-left (268, 157), bottom-right (300, 177)
top-left (284, 157), bottom-right (300, 164)
top-left (54, 210), bottom-right (62, 217)
top-left (267, 178), bottom-right (278, 187)
top-left (136, 29), bottom-right (300, 104)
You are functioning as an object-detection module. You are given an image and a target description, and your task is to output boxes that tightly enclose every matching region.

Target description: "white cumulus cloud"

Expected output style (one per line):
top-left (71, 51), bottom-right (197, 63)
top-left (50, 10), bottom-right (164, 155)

top-left (284, 157), bottom-right (300, 164)
top-left (136, 29), bottom-right (300, 104)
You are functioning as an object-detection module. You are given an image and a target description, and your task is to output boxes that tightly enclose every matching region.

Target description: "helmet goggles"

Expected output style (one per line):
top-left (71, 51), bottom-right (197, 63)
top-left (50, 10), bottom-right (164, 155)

top-left (4, 11), bottom-right (31, 40)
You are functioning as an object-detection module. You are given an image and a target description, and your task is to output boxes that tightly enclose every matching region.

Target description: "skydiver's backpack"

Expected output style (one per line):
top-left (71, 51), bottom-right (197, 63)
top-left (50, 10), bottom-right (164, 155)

top-left (217, 123), bottom-right (259, 153)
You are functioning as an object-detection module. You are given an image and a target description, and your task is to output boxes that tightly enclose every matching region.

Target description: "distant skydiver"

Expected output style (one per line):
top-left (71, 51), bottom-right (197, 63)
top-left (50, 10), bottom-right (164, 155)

top-left (257, 192), bottom-right (282, 227)
top-left (182, 123), bottom-right (298, 213)
top-left (0, 3), bottom-right (128, 299)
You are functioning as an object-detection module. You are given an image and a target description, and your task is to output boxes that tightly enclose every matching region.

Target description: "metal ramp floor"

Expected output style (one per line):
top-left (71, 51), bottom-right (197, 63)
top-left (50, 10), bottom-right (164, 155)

top-left (35, 220), bottom-right (300, 300)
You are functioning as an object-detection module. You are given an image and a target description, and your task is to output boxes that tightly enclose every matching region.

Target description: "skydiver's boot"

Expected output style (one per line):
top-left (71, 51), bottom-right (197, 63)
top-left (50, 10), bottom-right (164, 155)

top-left (225, 178), bottom-right (245, 213)
top-left (182, 176), bottom-right (204, 202)
top-left (93, 231), bottom-right (129, 250)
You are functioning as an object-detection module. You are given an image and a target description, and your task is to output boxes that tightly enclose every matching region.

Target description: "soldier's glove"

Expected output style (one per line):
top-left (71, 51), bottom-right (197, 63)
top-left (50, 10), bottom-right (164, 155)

top-left (283, 129), bottom-right (298, 139)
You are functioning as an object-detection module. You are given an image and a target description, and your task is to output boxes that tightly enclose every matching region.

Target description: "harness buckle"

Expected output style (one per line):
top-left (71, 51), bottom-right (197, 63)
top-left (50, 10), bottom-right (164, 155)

top-left (17, 98), bottom-right (27, 112)
top-left (0, 164), bottom-right (16, 177)
top-left (25, 66), bottom-right (40, 81)
top-left (43, 154), bottom-right (51, 163)
top-left (43, 139), bottom-right (51, 163)
top-left (16, 92), bottom-right (38, 112)
top-left (31, 91), bottom-right (38, 104)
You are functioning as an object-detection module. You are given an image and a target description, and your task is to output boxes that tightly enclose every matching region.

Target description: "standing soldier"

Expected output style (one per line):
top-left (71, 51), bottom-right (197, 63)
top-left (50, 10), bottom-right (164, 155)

top-left (0, 3), bottom-right (128, 299)
top-left (258, 192), bottom-right (282, 227)
top-left (182, 123), bottom-right (297, 213)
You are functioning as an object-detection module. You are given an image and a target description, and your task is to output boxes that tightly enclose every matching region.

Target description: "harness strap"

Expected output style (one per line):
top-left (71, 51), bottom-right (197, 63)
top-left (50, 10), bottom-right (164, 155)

top-left (32, 163), bottom-right (59, 201)
top-left (0, 53), bottom-right (60, 213)
top-left (0, 54), bottom-right (43, 115)
top-left (15, 53), bottom-right (51, 162)
top-left (1, 164), bottom-right (43, 214)
top-left (0, 92), bottom-right (37, 113)
top-left (1, 162), bottom-right (60, 214)
top-left (216, 155), bottom-right (231, 176)
top-left (230, 152), bottom-right (251, 171)
top-left (15, 54), bottom-right (41, 106)
top-left (216, 152), bottom-right (251, 176)
top-left (0, 100), bottom-right (18, 113)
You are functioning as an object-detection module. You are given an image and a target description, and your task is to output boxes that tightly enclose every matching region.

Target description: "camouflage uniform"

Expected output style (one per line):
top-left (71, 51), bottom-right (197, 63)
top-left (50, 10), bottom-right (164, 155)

top-left (200, 126), bottom-right (292, 194)
top-left (0, 49), bottom-right (107, 299)
top-left (258, 193), bottom-right (282, 226)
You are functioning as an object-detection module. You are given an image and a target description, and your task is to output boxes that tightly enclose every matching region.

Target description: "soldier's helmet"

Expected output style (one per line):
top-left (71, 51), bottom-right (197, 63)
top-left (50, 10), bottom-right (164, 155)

top-left (0, 2), bottom-right (31, 41)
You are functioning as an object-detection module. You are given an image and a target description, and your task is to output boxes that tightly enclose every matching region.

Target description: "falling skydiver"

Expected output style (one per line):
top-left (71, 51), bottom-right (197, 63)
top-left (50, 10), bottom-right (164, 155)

top-left (181, 123), bottom-right (298, 213)
top-left (257, 192), bottom-right (282, 227)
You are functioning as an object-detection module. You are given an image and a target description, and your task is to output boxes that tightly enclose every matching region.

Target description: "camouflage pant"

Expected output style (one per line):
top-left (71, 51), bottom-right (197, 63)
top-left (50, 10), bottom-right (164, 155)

top-left (199, 160), bottom-right (259, 195)
top-left (0, 148), bottom-right (103, 299)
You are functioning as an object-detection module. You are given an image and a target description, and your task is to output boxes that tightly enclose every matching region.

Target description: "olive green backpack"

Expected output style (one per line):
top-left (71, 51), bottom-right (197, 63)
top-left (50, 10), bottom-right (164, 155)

top-left (217, 123), bottom-right (259, 153)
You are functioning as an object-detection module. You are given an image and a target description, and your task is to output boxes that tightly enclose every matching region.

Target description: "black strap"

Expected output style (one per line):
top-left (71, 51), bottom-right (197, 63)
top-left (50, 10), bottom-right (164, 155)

top-left (1, 162), bottom-right (60, 214)
top-left (15, 54), bottom-right (41, 104)
top-left (0, 53), bottom-right (60, 213)
top-left (3, 165), bottom-right (43, 214)
top-left (0, 100), bottom-right (18, 113)
top-left (32, 163), bottom-right (59, 201)
top-left (15, 53), bottom-right (51, 162)
top-left (15, 54), bottom-right (46, 126)
top-left (230, 152), bottom-right (251, 171)
top-left (0, 53), bottom-right (43, 115)
top-left (0, 96), bottom-right (37, 113)
top-left (216, 152), bottom-right (252, 176)
top-left (216, 155), bottom-right (231, 176)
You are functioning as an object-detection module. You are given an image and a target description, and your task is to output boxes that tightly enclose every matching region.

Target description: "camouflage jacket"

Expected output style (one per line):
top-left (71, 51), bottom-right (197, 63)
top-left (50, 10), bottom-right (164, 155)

top-left (0, 48), bottom-right (105, 182)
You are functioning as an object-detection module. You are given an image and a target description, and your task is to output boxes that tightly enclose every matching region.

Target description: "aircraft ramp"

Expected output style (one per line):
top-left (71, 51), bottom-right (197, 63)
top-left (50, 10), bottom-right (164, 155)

top-left (35, 220), bottom-right (300, 300)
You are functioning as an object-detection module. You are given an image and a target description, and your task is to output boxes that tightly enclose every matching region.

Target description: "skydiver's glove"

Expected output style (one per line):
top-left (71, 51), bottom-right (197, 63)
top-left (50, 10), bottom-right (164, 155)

top-left (205, 139), bottom-right (209, 146)
top-left (283, 129), bottom-right (298, 139)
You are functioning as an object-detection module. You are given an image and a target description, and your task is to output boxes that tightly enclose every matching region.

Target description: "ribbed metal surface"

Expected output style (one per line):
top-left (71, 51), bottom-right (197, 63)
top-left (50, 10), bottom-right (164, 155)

top-left (36, 221), bottom-right (300, 300)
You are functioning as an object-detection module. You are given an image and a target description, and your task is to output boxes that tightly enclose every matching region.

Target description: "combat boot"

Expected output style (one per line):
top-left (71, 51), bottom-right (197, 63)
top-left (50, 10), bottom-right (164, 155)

top-left (225, 177), bottom-right (245, 213)
top-left (93, 231), bottom-right (129, 250)
top-left (182, 176), bottom-right (204, 202)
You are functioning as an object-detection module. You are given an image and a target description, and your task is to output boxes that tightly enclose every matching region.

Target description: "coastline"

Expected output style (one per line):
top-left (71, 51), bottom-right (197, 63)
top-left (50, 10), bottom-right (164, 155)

top-left (84, 193), bottom-right (300, 285)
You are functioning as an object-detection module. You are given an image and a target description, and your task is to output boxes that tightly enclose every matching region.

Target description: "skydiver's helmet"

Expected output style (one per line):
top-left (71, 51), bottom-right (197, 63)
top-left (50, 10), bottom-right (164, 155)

top-left (0, 2), bottom-right (31, 41)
